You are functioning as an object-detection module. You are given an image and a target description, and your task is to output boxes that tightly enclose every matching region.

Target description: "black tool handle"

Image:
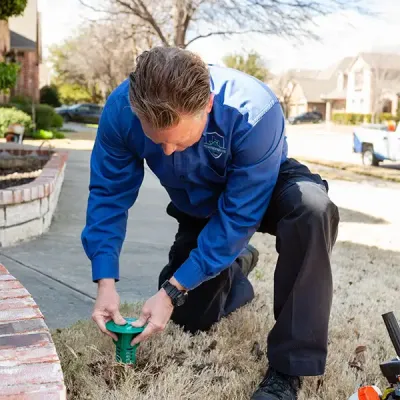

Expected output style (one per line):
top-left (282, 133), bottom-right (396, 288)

top-left (382, 312), bottom-right (400, 357)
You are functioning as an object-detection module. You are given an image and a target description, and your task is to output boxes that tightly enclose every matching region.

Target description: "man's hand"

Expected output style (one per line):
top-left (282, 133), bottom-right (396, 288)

top-left (130, 280), bottom-right (179, 345)
top-left (92, 278), bottom-right (126, 341)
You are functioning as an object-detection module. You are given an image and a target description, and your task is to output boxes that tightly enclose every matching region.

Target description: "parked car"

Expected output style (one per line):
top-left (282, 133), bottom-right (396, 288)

top-left (287, 111), bottom-right (323, 125)
top-left (353, 122), bottom-right (400, 166)
top-left (55, 103), bottom-right (103, 124)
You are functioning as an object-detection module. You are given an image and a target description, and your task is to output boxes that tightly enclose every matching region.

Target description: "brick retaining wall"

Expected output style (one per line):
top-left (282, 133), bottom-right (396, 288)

top-left (0, 149), bottom-right (68, 247)
top-left (0, 264), bottom-right (66, 399)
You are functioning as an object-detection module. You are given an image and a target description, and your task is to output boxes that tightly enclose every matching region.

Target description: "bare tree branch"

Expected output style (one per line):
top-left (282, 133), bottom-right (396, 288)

top-left (78, 0), bottom-right (371, 48)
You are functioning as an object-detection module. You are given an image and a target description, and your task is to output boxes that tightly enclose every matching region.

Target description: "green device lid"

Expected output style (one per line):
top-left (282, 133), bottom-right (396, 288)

top-left (106, 317), bottom-right (145, 334)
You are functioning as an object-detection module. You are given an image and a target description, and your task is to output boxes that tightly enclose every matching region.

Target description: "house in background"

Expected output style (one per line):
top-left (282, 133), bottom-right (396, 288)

top-left (279, 53), bottom-right (400, 121)
top-left (7, 0), bottom-right (42, 102)
top-left (342, 53), bottom-right (400, 118)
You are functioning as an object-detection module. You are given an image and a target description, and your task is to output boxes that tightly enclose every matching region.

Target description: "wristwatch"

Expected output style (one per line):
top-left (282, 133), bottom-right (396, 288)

top-left (161, 280), bottom-right (188, 307)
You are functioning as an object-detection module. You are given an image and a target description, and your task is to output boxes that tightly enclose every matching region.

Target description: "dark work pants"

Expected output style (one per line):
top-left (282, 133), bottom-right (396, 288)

top-left (158, 158), bottom-right (340, 377)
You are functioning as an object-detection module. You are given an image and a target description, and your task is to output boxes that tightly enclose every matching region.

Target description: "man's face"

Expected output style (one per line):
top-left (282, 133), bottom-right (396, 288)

top-left (141, 95), bottom-right (214, 156)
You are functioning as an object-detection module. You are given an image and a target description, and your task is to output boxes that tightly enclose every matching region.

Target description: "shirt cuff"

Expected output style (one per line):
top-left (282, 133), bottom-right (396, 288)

top-left (173, 258), bottom-right (209, 291)
top-left (92, 255), bottom-right (120, 282)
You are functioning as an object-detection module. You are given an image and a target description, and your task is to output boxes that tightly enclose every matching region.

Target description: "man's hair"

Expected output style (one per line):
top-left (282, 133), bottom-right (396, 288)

top-left (129, 46), bottom-right (211, 129)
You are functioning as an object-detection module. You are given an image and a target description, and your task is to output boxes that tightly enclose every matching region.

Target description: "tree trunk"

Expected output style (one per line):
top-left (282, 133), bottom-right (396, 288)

top-left (0, 20), bottom-right (10, 60)
top-left (174, 0), bottom-right (187, 47)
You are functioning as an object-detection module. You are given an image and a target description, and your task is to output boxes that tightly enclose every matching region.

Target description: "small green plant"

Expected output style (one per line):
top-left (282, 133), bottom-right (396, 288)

top-left (0, 62), bottom-right (20, 93)
top-left (254, 269), bottom-right (264, 281)
top-left (0, 107), bottom-right (32, 137)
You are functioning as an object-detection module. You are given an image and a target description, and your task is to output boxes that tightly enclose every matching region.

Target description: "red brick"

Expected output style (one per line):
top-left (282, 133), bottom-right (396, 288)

top-left (12, 190), bottom-right (23, 204)
top-left (0, 344), bottom-right (58, 367)
top-left (22, 188), bottom-right (32, 203)
top-left (0, 281), bottom-right (24, 290)
top-left (0, 332), bottom-right (51, 350)
top-left (30, 184), bottom-right (39, 200)
top-left (0, 265), bottom-right (9, 275)
top-left (0, 297), bottom-right (36, 311)
top-left (0, 318), bottom-right (47, 336)
top-left (43, 183), bottom-right (50, 197)
top-left (0, 308), bottom-right (43, 323)
top-left (0, 362), bottom-right (63, 386)
top-left (37, 184), bottom-right (44, 198)
top-left (0, 382), bottom-right (66, 399)
top-left (0, 274), bottom-right (15, 281)
top-left (0, 288), bottom-right (30, 300)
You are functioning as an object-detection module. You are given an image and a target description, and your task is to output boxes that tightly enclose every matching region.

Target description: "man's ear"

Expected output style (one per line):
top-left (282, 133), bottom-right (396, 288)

top-left (206, 93), bottom-right (214, 113)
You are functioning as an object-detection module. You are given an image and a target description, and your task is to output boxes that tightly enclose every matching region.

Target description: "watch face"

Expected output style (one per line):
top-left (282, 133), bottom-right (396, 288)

top-left (175, 293), bottom-right (187, 307)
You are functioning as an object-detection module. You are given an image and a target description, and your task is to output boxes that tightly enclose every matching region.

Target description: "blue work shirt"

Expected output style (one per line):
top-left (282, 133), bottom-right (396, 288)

top-left (81, 65), bottom-right (288, 290)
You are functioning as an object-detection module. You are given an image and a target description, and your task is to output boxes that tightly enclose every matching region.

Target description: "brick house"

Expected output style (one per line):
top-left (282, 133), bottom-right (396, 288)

top-left (7, 0), bottom-right (42, 102)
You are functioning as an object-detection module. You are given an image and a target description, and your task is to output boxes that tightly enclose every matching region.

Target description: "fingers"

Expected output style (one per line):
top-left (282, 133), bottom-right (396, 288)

top-left (112, 310), bottom-right (127, 326)
top-left (92, 313), bottom-right (118, 341)
top-left (131, 309), bottom-right (150, 328)
top-left (131, 320), bottom-right (165, 345)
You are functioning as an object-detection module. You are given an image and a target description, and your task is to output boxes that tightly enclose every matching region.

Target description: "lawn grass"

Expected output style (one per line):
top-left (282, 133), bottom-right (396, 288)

top-left (52, 231), bottom-right (400, 400)
top-left (297, 157), bottom-right (400, 183)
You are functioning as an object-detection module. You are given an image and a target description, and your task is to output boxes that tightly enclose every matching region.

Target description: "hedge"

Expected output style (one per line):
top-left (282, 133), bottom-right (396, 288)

top-left (0, 107), bottom-right (32, 137)
top-left (332, 113), bottom-right (400, 125)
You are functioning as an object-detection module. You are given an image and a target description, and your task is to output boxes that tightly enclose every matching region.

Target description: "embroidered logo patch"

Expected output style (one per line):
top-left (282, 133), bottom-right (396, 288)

top-left (204, 132), bottom-right (226, 159)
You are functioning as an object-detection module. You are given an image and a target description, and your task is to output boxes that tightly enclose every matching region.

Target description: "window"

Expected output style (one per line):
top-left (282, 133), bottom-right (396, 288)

top-left (354, 70), bottom-right (363, 91)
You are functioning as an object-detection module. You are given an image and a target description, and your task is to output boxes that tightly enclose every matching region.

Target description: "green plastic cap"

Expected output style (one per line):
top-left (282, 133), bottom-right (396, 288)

top-left (106, 317), bottom-right (145, 364)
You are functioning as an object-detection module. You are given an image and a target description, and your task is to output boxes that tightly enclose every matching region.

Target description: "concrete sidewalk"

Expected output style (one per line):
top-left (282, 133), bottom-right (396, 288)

top-left (0, 149), bottom-right (177, 328)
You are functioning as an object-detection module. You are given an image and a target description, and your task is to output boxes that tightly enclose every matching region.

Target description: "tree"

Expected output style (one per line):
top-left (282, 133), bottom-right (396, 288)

top-left (0, 0), bottom-right (27, 57)
top-left (49, 20), bottom-right (145, 103)
top-left (79, 0), bottom-right (368, 49)
top-left (271, 72), bottom-right (297, 118)
top-left (0, 0), bottom-right (27, 94)
top-left (223, 52), bottom-right (269, 82)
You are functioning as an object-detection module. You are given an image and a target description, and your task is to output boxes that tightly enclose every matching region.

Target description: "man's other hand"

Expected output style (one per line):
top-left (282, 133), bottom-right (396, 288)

top-left (130, 288), bottom-right (174, 345)
top-left (92, 278), bottom-right (126, 341)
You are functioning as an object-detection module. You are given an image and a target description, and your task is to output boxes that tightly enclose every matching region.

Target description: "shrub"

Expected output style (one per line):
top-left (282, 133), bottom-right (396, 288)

top-left (13, 103), bottom-right (59, 130)
top-left (0, 107), bottom-right (32, 137)
top-left (40, 85), bottom-right (61, 108)
top-left (332, 112), bottom-right (399, 125)
top-left (9, 94), bottom-right (31, 105)
top-left (52, 113), bottom-right (63, 129)
top-left (53, 130), bottom-right (66, 139)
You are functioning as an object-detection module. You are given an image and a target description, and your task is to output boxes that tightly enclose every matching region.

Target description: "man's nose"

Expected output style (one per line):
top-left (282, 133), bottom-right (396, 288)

top-left (162, 143), bottom-right (176, 156)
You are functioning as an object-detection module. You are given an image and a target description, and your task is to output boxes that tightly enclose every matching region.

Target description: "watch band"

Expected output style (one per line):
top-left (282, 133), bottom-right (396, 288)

top-left (161, 280), bottom-right (187, 307)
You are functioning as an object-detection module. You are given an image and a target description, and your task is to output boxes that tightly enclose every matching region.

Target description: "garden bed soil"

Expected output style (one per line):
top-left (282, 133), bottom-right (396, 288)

top-left (0, 156), bottom-right (50, 190)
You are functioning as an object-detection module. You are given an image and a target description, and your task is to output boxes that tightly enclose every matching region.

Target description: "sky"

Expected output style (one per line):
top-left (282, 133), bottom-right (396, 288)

top-left (37, 0), bottom-right (400, 74)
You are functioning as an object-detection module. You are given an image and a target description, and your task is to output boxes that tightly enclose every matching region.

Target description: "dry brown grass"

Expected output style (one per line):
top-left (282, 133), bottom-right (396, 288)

top-left (297, 157), bottom-right (400, 183)
top-left (52, 231), bottom-right (400, 400)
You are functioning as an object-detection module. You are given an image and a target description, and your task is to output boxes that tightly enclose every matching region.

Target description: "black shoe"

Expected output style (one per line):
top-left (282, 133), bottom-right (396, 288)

top-left (251, 368), bottom-right (302, 400)
top-left (237, 244), bottom-right (259, 277)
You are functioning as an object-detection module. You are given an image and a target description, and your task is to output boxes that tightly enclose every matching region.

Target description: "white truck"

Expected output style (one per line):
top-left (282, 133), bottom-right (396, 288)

top-left (353, 122), bottom-right (400, 166)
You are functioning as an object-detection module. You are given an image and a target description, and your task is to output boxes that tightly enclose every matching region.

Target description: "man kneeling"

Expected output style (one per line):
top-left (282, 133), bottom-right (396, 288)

top-left (82, 46), bottom-right (340, 399)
